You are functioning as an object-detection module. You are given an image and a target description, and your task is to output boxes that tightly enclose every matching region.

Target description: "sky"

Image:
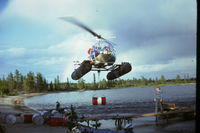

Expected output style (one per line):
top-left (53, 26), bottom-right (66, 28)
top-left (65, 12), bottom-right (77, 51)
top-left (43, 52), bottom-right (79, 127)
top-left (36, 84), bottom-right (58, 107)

top-left (0, 0), bottom-right (197, 83)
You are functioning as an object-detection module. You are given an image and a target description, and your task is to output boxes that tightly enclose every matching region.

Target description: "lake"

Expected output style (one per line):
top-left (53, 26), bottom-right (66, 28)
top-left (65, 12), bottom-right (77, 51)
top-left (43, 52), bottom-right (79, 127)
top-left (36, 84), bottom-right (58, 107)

top-left (24, 84), bottom-right (196, 117)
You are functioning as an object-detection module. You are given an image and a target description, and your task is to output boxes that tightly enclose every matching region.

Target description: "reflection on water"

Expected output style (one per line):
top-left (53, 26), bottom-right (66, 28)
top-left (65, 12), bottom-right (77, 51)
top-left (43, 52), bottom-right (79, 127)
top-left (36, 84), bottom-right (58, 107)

top-left (24, 84), bottom-right (195, 116)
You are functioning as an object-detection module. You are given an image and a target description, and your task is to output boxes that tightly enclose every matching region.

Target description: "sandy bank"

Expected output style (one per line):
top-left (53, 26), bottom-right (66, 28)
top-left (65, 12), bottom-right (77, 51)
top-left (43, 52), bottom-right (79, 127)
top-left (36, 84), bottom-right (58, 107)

top-left (0, 93), bottom-right (45, 105)
top-left (0, 93), bottom-right (44, 114)
top-left (0, 93), bottom-right (67, 133)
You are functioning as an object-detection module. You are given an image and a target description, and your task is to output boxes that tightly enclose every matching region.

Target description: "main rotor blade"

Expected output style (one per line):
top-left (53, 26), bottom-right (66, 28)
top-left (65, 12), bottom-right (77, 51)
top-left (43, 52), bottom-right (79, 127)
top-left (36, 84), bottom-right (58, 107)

top-left (60, 17), bottom-right (102, 39)
top-left (60, 17), bottom-right (117, 46)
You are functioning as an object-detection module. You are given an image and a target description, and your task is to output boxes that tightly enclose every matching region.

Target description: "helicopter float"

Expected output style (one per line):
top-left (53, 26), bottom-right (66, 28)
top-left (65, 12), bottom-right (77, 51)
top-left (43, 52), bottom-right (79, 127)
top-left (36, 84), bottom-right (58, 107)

top-left (60, 17), bottom-right (132, 80)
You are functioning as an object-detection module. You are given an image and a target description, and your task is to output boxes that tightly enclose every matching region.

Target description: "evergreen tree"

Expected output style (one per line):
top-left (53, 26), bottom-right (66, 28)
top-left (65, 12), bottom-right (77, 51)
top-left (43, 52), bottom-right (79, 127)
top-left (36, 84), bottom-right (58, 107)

top-left (155, 77), bottom-right (158, 81)
top-left (107, 80), bottom-right (113, 88)
top-left (175, 74), bottom-right (181, 83)
top-left (49, 81), bottom-right (54, 91)
top-left (7, 72), bottom-right (16, 94)
top-left (54, 75), bottom-right (60, 90)
top-left (160, 75), bottom-right (166, 83)
top-left (186, 73), bottom-right (190, 79)
top-left (77, 79), bottom-right (85, 89)
top-left (186, 73), bottom-right (190, 82)
top-left (24, 71), bottom-right (35, 93)
top-left (54, 78), bottom-right (57, 90)
top-left (65, 78), bottom-right (70, 89)
top-left (20, 75), bottom-right (24, 91)
top-left (99, 79), bottom-right (107, 89)
top-left (141, 76), bottom-right (148, 85)
top-left (132, 77), bottom-right (137, 86)
top-left (14, 69), bottom-right (23, 91)
top-left (0, 77), bottom-right (9, 95)
top-left (43, 78), bottom-right (48, 91)
top-left (36, 72), bottom-right (44, 92)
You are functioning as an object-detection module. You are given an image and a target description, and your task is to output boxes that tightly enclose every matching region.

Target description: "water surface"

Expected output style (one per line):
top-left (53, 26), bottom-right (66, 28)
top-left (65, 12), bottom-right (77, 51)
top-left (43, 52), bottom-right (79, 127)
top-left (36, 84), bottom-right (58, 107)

top-left (24, 84), bottom-right (196, 116)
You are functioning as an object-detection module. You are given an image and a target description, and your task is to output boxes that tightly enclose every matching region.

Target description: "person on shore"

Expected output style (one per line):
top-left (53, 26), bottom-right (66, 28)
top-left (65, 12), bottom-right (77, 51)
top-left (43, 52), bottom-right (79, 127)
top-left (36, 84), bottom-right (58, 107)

top-left (56, 101), bottom-right (60, 111)
top-left (154, 87), bottom-right (163, 114)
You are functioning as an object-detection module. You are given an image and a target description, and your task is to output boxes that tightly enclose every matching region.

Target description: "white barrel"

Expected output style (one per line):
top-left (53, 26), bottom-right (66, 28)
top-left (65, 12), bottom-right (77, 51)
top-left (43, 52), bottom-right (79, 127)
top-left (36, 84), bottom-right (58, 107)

top-left (51, 110), bottom-right (58, 115)
top-left (16, 114), bottom-right (24, 123)
top-left (51, 110), bottom-right (63, 117)
top-left (5, 114), bottom-right (16, 125)
top-left (40, 111), bottom-right (51, 121)
top-left (32, 114), bottom-right (44, 125)
top-left (72, 126), bottom-right (81, 133)
top-left (0, 113), bottom-right (7, 123)
top-left (92, 97), bottom-right (106, 105)
top-left (64, 109), bottom-right (68, 113)
top-left (124, 123), bottom-right (134, 129)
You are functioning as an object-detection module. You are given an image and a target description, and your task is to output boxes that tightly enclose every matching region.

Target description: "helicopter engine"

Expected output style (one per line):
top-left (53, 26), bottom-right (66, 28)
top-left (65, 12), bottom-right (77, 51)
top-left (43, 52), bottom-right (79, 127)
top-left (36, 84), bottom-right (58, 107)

top-left (71, 60), bottom-right (92, 80)
top-left (107, 62), bottom-right (132, 80)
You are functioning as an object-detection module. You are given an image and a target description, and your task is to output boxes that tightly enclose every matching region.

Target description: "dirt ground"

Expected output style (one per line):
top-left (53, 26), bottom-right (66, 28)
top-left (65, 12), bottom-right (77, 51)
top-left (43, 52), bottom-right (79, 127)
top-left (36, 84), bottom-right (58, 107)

top-left (1, 123), bottom-right (66, 133)
top-left (1, 119), bottom-right (195, 133)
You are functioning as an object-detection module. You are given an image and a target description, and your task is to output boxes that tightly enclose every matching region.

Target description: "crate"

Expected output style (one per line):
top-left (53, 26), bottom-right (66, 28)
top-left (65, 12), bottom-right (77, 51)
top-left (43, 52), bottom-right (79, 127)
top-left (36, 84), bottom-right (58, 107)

top-left (162, 103), bottom-right (176, 111)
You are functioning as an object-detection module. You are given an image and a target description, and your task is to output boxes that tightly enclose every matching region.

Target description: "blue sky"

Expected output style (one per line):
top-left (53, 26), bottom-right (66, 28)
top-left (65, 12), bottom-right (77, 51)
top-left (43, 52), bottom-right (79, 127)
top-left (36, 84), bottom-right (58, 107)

top-left (0, 0), bottom-right (196, 83)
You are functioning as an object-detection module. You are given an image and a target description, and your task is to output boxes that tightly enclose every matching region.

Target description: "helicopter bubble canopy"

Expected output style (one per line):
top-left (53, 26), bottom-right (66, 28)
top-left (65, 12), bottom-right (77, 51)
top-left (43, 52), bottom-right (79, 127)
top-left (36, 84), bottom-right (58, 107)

top-left (88, 39), bottom-right (116, 61)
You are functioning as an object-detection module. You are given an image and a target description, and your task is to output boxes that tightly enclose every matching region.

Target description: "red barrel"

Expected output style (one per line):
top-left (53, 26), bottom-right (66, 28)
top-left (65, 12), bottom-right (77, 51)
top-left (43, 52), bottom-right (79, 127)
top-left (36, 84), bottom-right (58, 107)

top-left (49, 117), bottom-right (67, 126)
top-left (93, 97), bottom-right (98, 105)
top-left (92, 97), bottom-right (106, 105)
top-left (102, 97), bottom-right (106, 105)
top-left (24, 114), bottom-right (33, 123)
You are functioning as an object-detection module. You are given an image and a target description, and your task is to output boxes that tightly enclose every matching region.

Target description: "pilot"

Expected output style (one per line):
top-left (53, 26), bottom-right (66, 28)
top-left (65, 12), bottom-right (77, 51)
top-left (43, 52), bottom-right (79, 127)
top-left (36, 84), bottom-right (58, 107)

top-left (104, 46), bottom-right (110, 50)
top-left (103, 46), bottom-right (110, 54)
top-left (87, 47), bottom-right (99, 60)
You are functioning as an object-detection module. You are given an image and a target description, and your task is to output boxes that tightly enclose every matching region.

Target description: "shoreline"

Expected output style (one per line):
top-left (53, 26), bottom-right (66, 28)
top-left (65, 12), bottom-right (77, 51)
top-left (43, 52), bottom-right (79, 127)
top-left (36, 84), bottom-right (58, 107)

top-left (63, 82), bottom-right (196, 93)
top-left (0, 83), bottom-right (196, 106)
top-left (98, 82), bottom-right (196, 91)
top-left (0, 93), bottom-right (45, 114)
top-left (0, 92), bottom-right (45, 105)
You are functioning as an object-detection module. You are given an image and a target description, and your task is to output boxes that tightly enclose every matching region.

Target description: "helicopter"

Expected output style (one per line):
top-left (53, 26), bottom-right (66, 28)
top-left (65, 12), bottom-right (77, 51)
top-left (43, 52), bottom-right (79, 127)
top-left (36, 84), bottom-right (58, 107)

top-left (60, 17), bottom-right (132, 80)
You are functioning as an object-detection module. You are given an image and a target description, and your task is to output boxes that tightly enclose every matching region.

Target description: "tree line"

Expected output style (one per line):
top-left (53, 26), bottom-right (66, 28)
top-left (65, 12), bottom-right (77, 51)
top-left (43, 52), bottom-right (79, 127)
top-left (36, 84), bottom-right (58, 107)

top-left (0, 70), bottom-right (48, 95)
top-left (0, 70), bottom-right (196, 96)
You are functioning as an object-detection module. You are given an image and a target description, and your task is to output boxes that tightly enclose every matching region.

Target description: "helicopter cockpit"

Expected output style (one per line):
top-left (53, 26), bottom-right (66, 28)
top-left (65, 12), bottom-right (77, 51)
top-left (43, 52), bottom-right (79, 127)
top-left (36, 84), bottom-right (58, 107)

top-left (88, 40), bottom-right (116, 62)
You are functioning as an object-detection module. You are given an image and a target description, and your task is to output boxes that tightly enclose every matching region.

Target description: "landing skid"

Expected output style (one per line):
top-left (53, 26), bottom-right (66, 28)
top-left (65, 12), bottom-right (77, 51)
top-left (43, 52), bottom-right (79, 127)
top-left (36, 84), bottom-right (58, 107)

top-left (71, 60), bottom-right (132, 80)
top-left (91, 64), bottom-right (121, 72)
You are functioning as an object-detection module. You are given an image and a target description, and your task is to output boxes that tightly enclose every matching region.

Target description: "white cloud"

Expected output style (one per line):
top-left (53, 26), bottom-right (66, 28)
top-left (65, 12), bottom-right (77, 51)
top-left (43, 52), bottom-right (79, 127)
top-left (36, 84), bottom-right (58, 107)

top-left (133, 57), bottom-right (196, 73)
top-left (117, 49), bottom-right (196, 79)
top-left (4, 0), bottom-right (101, 23)
top-left (47, 33), bottom-right (92, 56)
top-left (34, 57), bottom-right (68, 66)
top-left (0, 47), bottom-right (26, 59)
